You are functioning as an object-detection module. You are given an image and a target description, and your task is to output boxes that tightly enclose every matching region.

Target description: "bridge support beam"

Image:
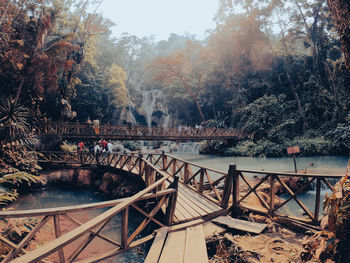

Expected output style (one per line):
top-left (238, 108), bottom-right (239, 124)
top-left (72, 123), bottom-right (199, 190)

top-left (166, 175), bottom-right (179, 225)
top-left (231, 164), bottom-right (240, 216)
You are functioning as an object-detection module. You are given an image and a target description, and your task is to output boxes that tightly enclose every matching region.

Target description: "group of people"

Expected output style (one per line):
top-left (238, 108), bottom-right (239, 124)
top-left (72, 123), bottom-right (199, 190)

top-left (177, 124), bottom-right (203, 135)
top-left (77, 139), bottom-right (112, 154)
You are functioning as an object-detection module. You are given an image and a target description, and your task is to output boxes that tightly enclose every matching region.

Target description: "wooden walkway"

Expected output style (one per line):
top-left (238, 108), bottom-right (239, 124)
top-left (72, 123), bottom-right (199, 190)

top-left (40, 122), bottom-right (253, 140)
top-left (145, 224), bottom-right (208, 263)
top-left (0, 151), bottom-right (343, 262)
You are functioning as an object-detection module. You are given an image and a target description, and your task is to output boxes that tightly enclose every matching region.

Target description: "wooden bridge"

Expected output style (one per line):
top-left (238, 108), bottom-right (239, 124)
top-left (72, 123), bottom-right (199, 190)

top-left (0, 151), bottom-right (343, 262)
top-left (40, 122), bottom-right (253, 140)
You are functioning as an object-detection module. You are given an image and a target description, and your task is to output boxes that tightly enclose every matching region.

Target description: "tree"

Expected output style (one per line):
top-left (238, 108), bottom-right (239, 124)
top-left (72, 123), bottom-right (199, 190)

top-left (327, 0), bottom-right (350, 70)
top-left (105, 63), bottom-right (128, 109)
top-left (149, 41), bottom-right (215, 122)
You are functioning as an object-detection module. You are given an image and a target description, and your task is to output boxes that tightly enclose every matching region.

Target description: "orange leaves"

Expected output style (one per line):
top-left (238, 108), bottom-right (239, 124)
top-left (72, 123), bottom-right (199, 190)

top-left (65, 59), bottom-right (75, 71)
top-left (16, 63), bottom-right (23, 70)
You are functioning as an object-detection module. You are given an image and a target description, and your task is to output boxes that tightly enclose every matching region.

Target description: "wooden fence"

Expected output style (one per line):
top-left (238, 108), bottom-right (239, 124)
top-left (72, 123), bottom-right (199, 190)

top-left (38, 151), bottom-right (344, 225)
top-left (0, 155), bottom-right (179, 263)
top-left (0, 151), bottom-right (344, 262)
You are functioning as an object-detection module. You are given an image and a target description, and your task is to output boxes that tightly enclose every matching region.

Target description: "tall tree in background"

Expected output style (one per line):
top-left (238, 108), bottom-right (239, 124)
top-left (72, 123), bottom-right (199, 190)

top-left (327, 0), bottom-right (350, 70)
top-left (149, 41), bottom-right (215, 122)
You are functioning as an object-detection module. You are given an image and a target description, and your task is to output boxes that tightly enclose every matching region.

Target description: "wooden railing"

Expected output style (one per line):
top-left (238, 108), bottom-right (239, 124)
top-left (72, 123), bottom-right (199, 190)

top-left (232, 168), bottom-right (343, 225)
top-left (38, 151), bottom-right (344, 225)
top-left (40, 122), bottom-right (253, 140)
top-left (1, 151), bottom-right (344, 262)
top-left (0, 155), bottom-right (179, 263)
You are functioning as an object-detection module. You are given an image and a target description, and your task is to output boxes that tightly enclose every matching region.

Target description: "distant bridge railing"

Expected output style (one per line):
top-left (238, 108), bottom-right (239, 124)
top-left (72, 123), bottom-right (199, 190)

top-left (39, 122), bottom-right (253, 140)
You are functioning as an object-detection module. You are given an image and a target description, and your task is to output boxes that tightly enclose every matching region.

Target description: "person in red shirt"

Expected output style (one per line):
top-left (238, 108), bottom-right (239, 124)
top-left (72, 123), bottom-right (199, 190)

top-left (99, 139), bottom-right (108, 152)
top-left (77, 141), bottom-right (86, 162)
top-left (77, 141), bottom-right (85, 152)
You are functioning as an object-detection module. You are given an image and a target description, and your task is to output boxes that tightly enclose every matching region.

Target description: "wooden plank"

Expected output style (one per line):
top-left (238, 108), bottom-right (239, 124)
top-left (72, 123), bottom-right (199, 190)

top-left (144, 227), bottom-right (168, 263)
top-left (179, 184), bottom-right (221, 213)
top-left (202, 221), bottom-right (226, 238)
top-left (212, 216), bottom-right (267, 234)
top-left (175, 198), bottom-right (197, 220)
top-left (167, 219), bottom-right (204, 233)
top-left (184, 225), bottom-right (208, 263)
top-left (0, 189), bottom-right (175, 218)
top-left (176, 192), bottom-right (206, 217)
top-left (158, 230), bottom-right (186, 263)
top-left (177, 186), bottom-right (215, 214)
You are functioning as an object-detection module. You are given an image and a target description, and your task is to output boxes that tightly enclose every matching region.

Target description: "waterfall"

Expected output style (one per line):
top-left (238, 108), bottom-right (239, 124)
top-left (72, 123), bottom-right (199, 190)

top-left (140, 90), bottom-right (170, 128)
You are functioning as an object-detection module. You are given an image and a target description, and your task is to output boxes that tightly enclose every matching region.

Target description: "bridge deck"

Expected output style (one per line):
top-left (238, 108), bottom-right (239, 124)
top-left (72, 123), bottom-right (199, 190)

top-left (170, 182), bottom-right (225, 224)
top-left (145, 224), bottom-right (208, 263)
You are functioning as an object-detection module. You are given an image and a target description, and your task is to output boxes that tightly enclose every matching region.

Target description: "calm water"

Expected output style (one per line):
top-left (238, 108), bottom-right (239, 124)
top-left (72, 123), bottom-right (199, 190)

top-left (11, 188), bottom-right (146, 263)
top-left (172, 153), bottom-right (348, 175)
top-left (172, 153), bottom-right (348, 218)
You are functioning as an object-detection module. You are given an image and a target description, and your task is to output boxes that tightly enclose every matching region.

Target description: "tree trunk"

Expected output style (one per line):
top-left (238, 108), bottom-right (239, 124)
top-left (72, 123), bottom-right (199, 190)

top-left (14, 77), bottom-right (25, 104)
top-left (287, 72), bottom-right (305, 130)
top-left (328, 0), bottom-right (350, 71)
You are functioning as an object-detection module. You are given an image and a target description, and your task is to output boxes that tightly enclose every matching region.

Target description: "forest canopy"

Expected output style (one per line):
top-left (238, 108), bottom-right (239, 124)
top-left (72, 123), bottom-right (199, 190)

top-left (1, 0), bottom-right (350, 156)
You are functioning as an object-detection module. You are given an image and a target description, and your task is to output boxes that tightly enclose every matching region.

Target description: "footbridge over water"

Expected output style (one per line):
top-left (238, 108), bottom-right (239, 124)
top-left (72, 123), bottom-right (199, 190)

top-left (40, 122), bottom-right (253, 140)
top-left (0, 151), bottom-right (343, 262)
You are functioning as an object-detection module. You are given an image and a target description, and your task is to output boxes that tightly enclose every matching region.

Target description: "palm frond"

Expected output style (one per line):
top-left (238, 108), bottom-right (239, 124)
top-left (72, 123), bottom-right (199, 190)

top-left (0, 172), bottom-right (40, 185)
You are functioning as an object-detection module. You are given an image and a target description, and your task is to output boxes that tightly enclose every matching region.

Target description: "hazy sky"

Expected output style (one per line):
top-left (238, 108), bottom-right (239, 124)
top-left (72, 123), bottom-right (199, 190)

top-left (98, 0), bottom-right (220, 41)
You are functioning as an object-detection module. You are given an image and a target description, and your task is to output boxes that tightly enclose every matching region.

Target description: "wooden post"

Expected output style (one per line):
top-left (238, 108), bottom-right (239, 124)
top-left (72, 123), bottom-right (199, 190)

top-left (166, 175), bottom-right (179, 225)
top-left (172, 159), bottom-right (176, 176)
top-left (199, 168), bottom-right (204, 192)
top-left (144, 164), bottom-right (149, 186)
top-left (269, 175), bottom-right (275, 215)
top-left (53, 215), bottom-right (65, 263)
top-left (184, 163), bottom-right (189, 183)
top-left (121, 207), bottom-right (129, 249)
top-left (138, 153), bottom-right (143, 176)
top-left (161, 151), bottom-right (167, 171)
top-left (314, 178), bottom-right (321, 224)
top-left (231, 165), bottom-right (239, 216)
top-left (221, 165), bottom-right (234, 209)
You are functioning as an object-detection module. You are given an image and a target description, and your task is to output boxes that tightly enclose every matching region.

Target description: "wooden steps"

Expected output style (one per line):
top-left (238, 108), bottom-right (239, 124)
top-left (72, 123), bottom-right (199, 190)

top-left (212, 215), bottom-right (267, 234)
top-left (145, 223), bottom-right (209, 263)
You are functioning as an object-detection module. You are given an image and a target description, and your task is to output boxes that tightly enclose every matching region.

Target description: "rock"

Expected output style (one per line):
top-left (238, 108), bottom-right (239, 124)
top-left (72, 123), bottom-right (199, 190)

top-left (40, 170), bottom-right (74, 186)
top-left (76, 170), bottom-right (91, 186)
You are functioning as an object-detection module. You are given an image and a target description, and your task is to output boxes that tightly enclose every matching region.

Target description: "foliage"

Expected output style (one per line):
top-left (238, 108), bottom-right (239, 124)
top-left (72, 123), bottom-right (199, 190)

top-left (303, 165), bottom-right (350, 262)
top-left (60, 141), bottom-right (77, 153)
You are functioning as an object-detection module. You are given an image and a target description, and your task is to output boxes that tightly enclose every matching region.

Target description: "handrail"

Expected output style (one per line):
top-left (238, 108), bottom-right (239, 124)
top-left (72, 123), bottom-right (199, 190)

top-left (236, 169), bottom-right (343, 178)
top-left (3, 154), bottom-right (179, 263)
top-left (0, 189), bottom-right (175, 218)
top-left (11, 172), bottom-right (171, 263)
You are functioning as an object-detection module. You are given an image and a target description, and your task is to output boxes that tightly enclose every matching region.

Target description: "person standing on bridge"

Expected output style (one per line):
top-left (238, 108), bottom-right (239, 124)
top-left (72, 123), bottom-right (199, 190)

top-left (93, 119), bottom-right (100, 135)
top-left (77, 141), bottom-right (86, 162)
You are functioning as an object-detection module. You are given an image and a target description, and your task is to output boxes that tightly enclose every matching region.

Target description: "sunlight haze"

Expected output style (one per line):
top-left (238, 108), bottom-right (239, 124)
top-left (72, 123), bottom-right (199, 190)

top-left (98, 0), bottom-right (220, 40)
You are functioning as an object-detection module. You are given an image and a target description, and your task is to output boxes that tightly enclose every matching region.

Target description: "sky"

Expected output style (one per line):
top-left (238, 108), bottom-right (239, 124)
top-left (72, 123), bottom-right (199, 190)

top-left (97, 0), bottom-right (220, 41)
